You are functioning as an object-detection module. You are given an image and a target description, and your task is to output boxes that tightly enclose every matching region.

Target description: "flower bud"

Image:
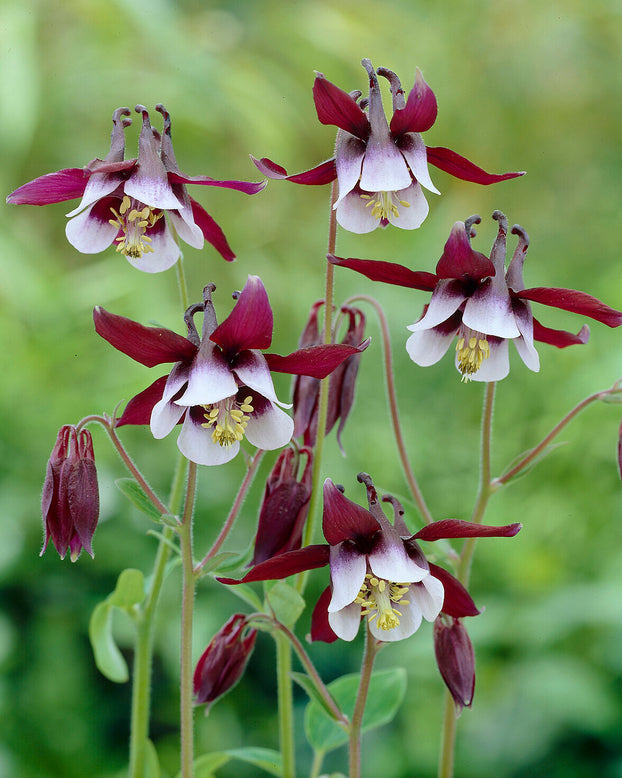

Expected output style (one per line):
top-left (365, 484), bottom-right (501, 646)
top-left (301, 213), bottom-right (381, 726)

top-left (193, 614), bottom-right (257, 707)
top-left (251, 447), bottom-right (312, 565)
top-left (434, 616), bottom-right (475, 715)
top-left (41, 426), bottom-right (100, 561)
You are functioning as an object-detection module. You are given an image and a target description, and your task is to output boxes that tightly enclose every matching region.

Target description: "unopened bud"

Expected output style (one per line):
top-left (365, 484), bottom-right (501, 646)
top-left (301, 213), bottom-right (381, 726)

top-left (433, 616), bottom-right (475, 715)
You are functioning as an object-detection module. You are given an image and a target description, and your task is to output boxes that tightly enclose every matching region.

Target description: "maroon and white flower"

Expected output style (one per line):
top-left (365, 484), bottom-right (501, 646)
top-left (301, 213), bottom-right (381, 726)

top-left (7, 105), bottom-right (265, 271)
top-left (331, 211), bottom-right (622, 381)
top-left (219, 474), bottom-right (521, 643)
top-left (252, 59), bottom-right (523, 234)
top-left (94, 276), bottom-right (368, 466)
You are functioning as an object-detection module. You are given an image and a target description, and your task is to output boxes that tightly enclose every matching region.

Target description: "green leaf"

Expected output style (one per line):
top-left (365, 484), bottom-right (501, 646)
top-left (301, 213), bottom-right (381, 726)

top-left (174, 752), bottom-right (230, 778)
top-left (108, 568), bottom-right (145, 610)
top-left (195, 551), bottom-right (246, 579)
top-left (89, 600), bottom-right (128, 683)
top-left (222, 582), bottom-right (264, 612)
top-left (225, 747), bottom-right (283, 776)
top-left (144, 738), bottom-right (160, 778)
top-left (266, 581), bottom-right (305, 627)
top-left (291, 672), bottom-right (341, 721)
top-left (116, 477), bottom-right (167, 523)
top-left (305, 668), bottom-right (407, 752)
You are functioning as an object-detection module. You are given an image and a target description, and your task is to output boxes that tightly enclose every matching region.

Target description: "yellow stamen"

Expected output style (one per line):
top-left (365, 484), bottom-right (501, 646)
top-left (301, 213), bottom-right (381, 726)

top-left (110, 195), bottom-right (162, 258)
top-left (201, 395), bottom-right (254, 447)
top-left (359, 191), bottom-right (411, 222)
top-left (456, 328), bottom-right (490, 381)
top-left (354, 573), bottom-right (410, 631)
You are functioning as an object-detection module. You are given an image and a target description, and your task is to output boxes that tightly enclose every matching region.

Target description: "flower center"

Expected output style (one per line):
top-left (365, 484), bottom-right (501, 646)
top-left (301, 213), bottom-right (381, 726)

top-left (455, 328), bottom-right (490, 381)
top-left (201, 395), bottom-right (254, 447)
top-left (354, 573), bottom-right (410, 631)
top-left (360, 191), bottom-right (411, 221)
top-left (109, 195), bottom-right (163, 258)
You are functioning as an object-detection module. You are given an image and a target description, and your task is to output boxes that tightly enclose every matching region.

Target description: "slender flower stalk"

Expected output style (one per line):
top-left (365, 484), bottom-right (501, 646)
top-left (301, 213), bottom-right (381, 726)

top-left (349, 626), bottom-right (380, 778)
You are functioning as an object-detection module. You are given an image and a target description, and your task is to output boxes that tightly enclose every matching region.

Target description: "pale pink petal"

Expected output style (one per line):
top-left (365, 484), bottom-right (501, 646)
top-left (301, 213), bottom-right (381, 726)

top-left (334, 133), bottom-right (365, 205)
top-left (176, 342), bottom-right (237, 406)
top-left (386, 182), bottom-right (429, 229)
top-left (397, 133), bottom-right (440, 194)
top-left (65, 204), bottom-right (118, 253)
top-left (360, 141), bottom-right (411, 194)
top-left (410, 575), bottom-right (444, 622)
top-left (244, 402), bottom-right (294, 450)
top-left (168, 209), bottom-right (204, 250)
top-left (124, 220), bottom-right (181, 273)
top-left (407, 280), bottom-right (468, 331)
top-left (512, 300), bottom-right (540, 371)
top-left (328, 544), bottom-right (367, 612)
top-left (328, 603), bottom-right (362, 642)
top-left (177, 413), bottom-right (239, 465)
top-left (406, 326), bottom-right (457, 366)
top-left (463, 281), bottom-right (521, 338)
top-left (233, 350), bottom-right (286, 406)
top-left (336, 190), bottom-right (381, 234)
top-left (368, 533), bottom-right (427, 583)
top-left (65, 174), bottom-right (122, 216)
top-left (150, 364), bottom-right (189, 438)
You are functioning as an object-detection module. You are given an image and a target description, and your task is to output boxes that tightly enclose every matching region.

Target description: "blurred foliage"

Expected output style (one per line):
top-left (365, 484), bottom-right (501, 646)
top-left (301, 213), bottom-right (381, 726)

top-left (2, 0), bottom-right (622, 776)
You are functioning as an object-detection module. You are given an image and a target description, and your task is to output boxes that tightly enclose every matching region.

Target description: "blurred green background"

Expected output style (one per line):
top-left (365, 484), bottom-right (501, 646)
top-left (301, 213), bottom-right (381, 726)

top-left (2, 0), bottom-right (622, 776)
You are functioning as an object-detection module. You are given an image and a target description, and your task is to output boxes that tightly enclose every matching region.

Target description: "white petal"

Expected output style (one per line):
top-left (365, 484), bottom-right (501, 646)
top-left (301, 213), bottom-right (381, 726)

top-left (65, 206), bottom-right (118, 253)
top-left (234, 351), bottom-right (287, 406)
top-left (368, 597), bottom-right (422, 642)
top-left (368, 533), bottom-right (427, 583)
top-left (124, 174), bottom-right (183, 211)
top-left (459, 338), bottom-right (510, 382)
top-left (398, 133), bottom-right (440, 194)
top-left (66, 173), bottom-right (122, 217)
top-left (125, 222), bottom-right (181, 273)
top-left (244, 402), bottom-right (294, 450)
top-left (407, 280), bottom-right (466, 332)
top-left (335, 133), bottom-right (365, 206)
top-left (176, 343), bottom-right (237, 406)
top-left (336, 191), bottom-right (381, 234)
top-left (386, 183), bottom-right (429, 230)
top-left (328, 544), bottom-right (367, 612)
top-left (150, 364), bottom-right (189, 438)
top-left (463, 282), bottom-right (521, 338)
top-left (177, 413), bottom-right (239, 466)
top-left (328, 603), bottom-right (362, 642)
top-left (360, 138), bottom-right (411, 193)
top-left (169, 209), bottom-right (204, 250)
top-left (512, 300), bottom-right (540, 372)
top-left (406, 326), bottom-right (457, 367)
top-left (410, 575), bottom-right (444, 622)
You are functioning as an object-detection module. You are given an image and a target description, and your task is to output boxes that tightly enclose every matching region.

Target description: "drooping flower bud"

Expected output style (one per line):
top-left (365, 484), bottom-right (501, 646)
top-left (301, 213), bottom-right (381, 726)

top-left (433, 616), bottom-right (475, 715)
top-left (193, 614), bottom-right (257, 708)
top-left (292, 301), bottom-right (366, 452)
top-left (251, 446), bottom-right (313, 565)
top-left (41, 425), bottom-right (100, 561)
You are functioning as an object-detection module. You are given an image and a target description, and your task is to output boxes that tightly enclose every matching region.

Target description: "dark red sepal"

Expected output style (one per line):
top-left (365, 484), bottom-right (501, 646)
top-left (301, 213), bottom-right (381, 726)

top-left (210, 275), bottom-right (273, 353)
top-left (115, 376), bottom-right (169, 427)
top-left (413, 519), bottom-right (521, 542)
top-left (313, 73), bottom-right (370, 138)
top-left (426, 146), bottom-right (525, 184)
top-left (430, 564), bottom-right (480, 618)
top-left (329, 255), bottom-right (438, 291)
top-left (217, 544), bottom-right (330, 584)
top-left (322, 479), bottom-right (380, 546)
top-left (311, 586), bottom-right (339, 643)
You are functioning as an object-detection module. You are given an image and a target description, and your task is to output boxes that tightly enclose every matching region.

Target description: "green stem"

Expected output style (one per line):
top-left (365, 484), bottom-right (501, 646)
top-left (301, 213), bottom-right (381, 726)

top-left (344, 294), bottom-right (434, 524)
top-left (179, 461), bottom-right (198, 778)
top-left (309, 750), bottom-right (326, 778)
top-left (275, 631), bottom-right (295, 778)
top-left (438, 381), bottom-right (496, 778)
top-left (349, 626), bottom-right (378, 778)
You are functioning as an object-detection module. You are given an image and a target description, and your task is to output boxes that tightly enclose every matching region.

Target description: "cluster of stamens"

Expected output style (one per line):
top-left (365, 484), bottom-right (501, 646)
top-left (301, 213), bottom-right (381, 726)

top-left (109, 195), bottom-right (162, 258)
top-left (201, 395), bottom-right (254, 447)
top-left (354, 573), bottom-right (410, 631)
top-left (456, 329), bottom-right (490, 381)
top-left (360, 191), bottom-right (411, 221)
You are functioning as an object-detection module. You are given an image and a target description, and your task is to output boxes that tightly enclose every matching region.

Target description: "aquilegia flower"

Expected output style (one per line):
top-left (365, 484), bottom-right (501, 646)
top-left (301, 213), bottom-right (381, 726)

top-left (252, 59), bottom-right (523, 233)
top-left (7, 105), bottom-right (265, 271)
top-left (220, 473), bottom-right (520, 643)
top-left (434, 616), bottom-right (475, 715)
top-left (94, 275), bottom-right (368, 465)
top-left (331, 211), bottom-right (622, 381)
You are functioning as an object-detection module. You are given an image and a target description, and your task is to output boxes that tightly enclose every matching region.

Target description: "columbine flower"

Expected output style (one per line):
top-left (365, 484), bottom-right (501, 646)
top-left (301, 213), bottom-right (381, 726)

top-left (251, 446), bottom-right (313, 565)
top-left (7, 105), bottom-right (265, 271)
top-left (434, 616), bottom-right (475, 715)
top-left (94, 275), bottom-right (368, 466)
top-left (219, 473), bottom-right (520, 643)
top-left (41, 425), bottom-right (99, 561)
top-left (193, 614), bottom-right (257, 708)
top-left (331, 211), bottom-right (622, 381)
top-left (252, 59), bottom-right (523, 234)
top-left (292, 301), bottom-right (366, 452)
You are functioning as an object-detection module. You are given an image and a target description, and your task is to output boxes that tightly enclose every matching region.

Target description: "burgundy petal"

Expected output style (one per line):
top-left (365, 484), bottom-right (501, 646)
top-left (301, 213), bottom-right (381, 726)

top-left (265, 341), bottom-right (369, 379)
top-left (413, 519), bottom-right (521, 542)
top-left (7, 168), bottom-right (88, 205)
top-left (217, 544), bottom-right (330, 584)
top-left (115, 376), bottom-right (169, 427)
top-left (516, 287), bottom-right (622, 328)
top-left (329, 255), bottom-right (438, 291)
top-left (94, 307), bottom-right (197, 367)
top-left (311, 586), bottom-right (339, 643)
top-left (532, 317), bottom-right (590, 348)
top-left (435, 222), bottom-right (495, 280)
top-left (390, 69), bottom-right (438, 135)
top-left (168, 171), bottom-right (266, 195)
top-left (251, 156), bottom-right (338, 186)
top-left (322, 479), bottom-right (380, 546)
top-left (426, 146), bottom-right (525, 184)
top-left (210, 276), bottom-right (273, 352)
top-left (190, 198), bottom-right (235, 262)
top-left (313, 72), bottom-right (370, 139)
top-left (430, 564), bottom-right (480, 618)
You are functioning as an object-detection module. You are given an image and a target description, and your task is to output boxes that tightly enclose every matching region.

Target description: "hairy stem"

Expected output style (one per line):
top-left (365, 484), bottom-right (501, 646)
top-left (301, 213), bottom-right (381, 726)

top-left (349, 626), bottom-right (379, 778)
